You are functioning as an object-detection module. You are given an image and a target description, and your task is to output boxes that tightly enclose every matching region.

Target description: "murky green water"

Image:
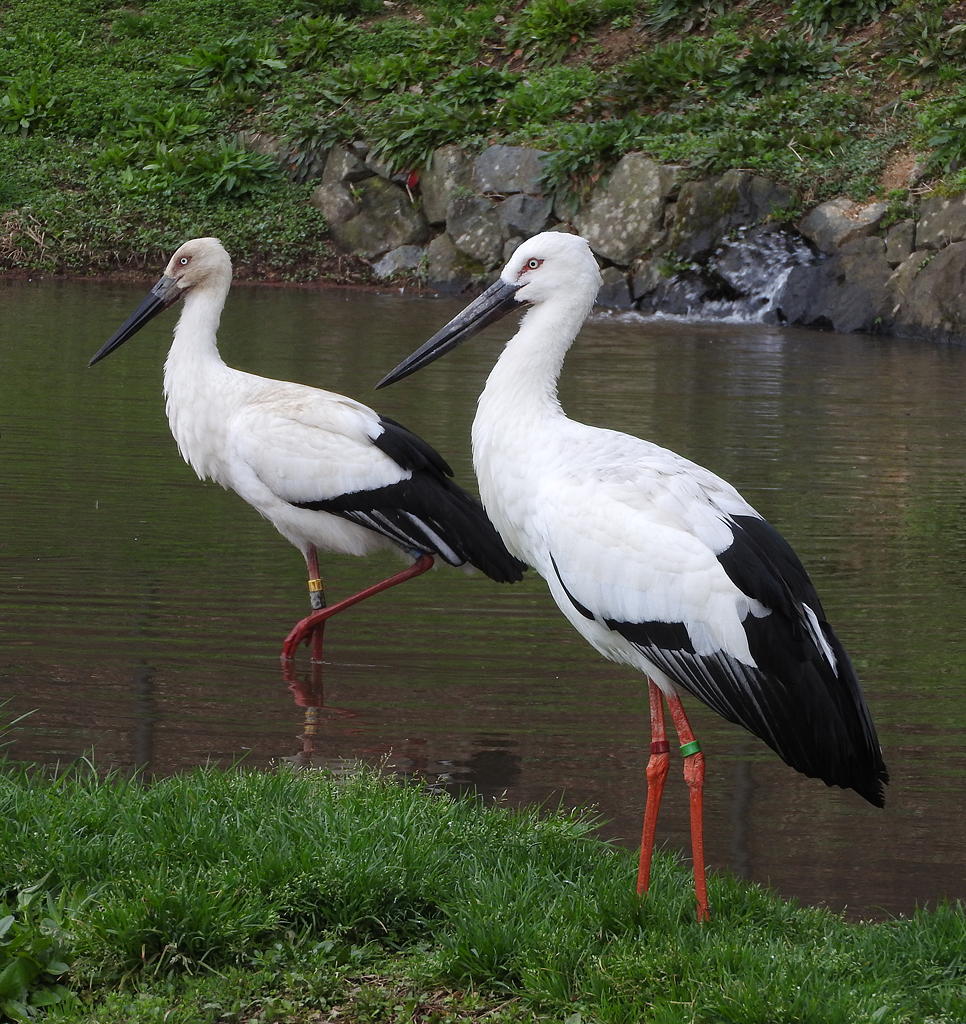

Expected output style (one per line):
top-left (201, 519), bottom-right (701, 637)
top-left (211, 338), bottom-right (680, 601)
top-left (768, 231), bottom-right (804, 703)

top-left (2, 276), bottom-right (965, 918)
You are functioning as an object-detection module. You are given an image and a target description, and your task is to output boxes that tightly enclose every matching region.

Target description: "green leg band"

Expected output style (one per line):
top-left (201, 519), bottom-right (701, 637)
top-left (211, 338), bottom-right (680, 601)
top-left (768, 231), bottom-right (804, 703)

top-left (679, 740), bottom-right (701, 757)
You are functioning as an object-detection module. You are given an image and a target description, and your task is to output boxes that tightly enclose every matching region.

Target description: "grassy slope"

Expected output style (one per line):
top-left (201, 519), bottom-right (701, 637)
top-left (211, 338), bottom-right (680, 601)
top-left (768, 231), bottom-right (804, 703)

top-left (0, 0), bottom-right (964, 281)
top-left (0, 761), bottom-right (963, 1024)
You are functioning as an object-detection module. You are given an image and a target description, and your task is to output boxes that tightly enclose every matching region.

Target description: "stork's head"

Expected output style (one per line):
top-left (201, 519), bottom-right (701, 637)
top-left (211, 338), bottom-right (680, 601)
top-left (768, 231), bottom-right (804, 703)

top-left (162, 237), bottom-right (232, 296)
top-left (500, 230), bottom-right (602, 306)
top-left (89, 237), bottom-right (231, 366)
top-left (377, 230), bottom-right (602, 389)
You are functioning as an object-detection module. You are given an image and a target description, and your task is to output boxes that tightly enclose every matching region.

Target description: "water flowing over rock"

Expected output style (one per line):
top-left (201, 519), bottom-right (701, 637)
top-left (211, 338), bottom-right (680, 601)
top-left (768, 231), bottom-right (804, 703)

top-left (640, 226), bottom-right (815, 322)
top-left (670, 170), bottom-right (791, 259)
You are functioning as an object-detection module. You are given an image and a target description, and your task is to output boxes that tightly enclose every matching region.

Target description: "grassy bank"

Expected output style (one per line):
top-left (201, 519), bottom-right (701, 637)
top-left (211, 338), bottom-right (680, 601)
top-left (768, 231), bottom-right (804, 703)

top-left (0, 0), bottom-right (964, 280)
top-left (1, 758), bottom-right (963, 1024)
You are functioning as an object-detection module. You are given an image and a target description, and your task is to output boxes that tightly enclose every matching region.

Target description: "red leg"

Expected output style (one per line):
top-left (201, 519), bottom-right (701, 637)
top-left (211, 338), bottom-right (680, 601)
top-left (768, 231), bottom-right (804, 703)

top-left (281, 554), bottom-right (435, 663)
top-left (637, 680), bottom-right (670, 895)
top-left (304, 545), bottom-right (326, 663)
top-left (667, 693), bottom-right (710, 922)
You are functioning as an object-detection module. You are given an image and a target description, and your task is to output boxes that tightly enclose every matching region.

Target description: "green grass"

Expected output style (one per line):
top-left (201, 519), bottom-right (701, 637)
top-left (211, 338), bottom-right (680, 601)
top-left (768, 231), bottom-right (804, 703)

top-left (0, 0), bottom-right (964, 278)
top-left (0, 756), bottom-right (962, 1024)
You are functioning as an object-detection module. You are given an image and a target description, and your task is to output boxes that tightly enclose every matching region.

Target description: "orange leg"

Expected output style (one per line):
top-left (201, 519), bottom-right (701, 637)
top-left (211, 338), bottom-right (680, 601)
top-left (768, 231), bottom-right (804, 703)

top-left (666, 692), bottom-right (710, 922)
top-left (281, 553), bottom-right (435, 663)
top-left (637, 680), bottom-right (670, 895)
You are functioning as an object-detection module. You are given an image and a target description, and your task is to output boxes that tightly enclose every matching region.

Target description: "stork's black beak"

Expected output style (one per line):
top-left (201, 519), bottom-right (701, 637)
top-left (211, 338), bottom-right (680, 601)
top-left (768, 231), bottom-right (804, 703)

top-left (88, 274), bottom-right (182, 366)
top-left (376, 278), bottom-right (521, 388)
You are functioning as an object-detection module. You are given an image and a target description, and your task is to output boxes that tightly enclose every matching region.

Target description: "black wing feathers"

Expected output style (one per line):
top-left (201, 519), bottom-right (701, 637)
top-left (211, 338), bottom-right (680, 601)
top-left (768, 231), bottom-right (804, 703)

top-left (609, 513), bottom-right (888, 806)
top-left (293, 416), bottom-right (525, 583)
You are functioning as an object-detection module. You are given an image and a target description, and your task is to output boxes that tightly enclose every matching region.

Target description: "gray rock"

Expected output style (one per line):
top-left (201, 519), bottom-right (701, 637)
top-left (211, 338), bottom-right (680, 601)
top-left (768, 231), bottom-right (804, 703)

top-left (884, 218), bottom-right (916, 267)
top-left (798, 197), bottom-right (888, 253)
top-left (888, 242), bottom-right (966, 341)
top-left (498, 193), bottom-right (553, 237)
top-left (916, 193), bottom-right (966, 250)
top-left (596, 266), bottom-right (633, 309)
top-left (310, 176), bottom-right (428, 259)
top-left (425, 232), bottom-right (488, 291)
top-left (447, 194), bottom-right (504, 267)
top-left (371, 244), bottom-right (425, 279)
top-left (364, 151), bottom-right (398, 181)
top-left (421, 145), bottom-right (473, 225)
top-left (670, 169), bottom-right (791, 259)
top-left (309, 181), bottom-right (357, 225)
top-left (575, 153), bottom-right (681, 265)
top-left (322, 145), bottom-right (373, 186)
top-left (552, 190), bottom-right (581, 224)
top-left (776, 239), bottom-right (892, 333)
top-left (629, 257), bottom-right (669, 302)
top-left (473, 144), bottom-right (549, 195)
top-left (503, 237), bottom-right (522, 262)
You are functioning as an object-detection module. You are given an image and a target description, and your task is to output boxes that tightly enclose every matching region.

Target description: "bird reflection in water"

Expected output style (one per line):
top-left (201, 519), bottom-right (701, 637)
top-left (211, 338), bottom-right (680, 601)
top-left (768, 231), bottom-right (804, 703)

top-left (278, 660), bottom-right (521, 801)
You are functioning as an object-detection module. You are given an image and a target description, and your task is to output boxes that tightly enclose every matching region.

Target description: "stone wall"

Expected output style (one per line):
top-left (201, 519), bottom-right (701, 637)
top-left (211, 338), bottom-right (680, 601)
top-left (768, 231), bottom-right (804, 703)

top-left (304, 138), bottom-right (966, 344)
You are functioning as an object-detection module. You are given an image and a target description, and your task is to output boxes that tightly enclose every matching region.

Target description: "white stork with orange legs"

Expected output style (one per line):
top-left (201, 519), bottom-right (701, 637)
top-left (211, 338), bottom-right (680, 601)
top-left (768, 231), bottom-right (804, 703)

top-left (377, 230), bottom-right (888, 921)
top-left (89, 238), bottom-right (524, 663)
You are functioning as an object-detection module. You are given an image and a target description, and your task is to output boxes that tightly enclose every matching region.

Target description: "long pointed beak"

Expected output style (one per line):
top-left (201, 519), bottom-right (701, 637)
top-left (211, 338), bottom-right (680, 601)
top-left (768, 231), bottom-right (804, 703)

top-left (376, 278), bottom-right (521, 388)
top-left (88, 274), bottom-right (183, 366)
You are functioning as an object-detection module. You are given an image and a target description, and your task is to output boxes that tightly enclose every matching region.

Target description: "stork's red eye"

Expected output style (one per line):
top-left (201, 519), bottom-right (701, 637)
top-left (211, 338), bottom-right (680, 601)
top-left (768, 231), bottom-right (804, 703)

top-left (179, 257), bottom-right (190, 265)
top-left (520, 258), bottom-right (543, 276)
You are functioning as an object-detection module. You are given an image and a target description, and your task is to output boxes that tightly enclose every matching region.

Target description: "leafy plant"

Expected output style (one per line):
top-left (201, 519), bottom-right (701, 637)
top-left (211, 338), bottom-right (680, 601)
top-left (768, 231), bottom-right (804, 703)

top-left (109, 8), bottom-right (158, 39)
top-left (881, 1), bottom-right (966, 83)
top-left (610, 33), bottom-right (742, 107)
top-left (326, 52), bottom-right (443, 104)
top-left (432, 66), bottom-right (518, 108)
top-left (175, 34), bottom-right (286, 103)
top-left (918, 87), bottom-right (966, 174)
top-left (366, 95), bottom-right (482, 171)
top-left (645, 0), bottom-right (731, 34)
top-left (726, 31), bottom-right (841, 93)
top-left (285, 14), bottom-right (358, 68)
top-left (116, 101), bottom-right (213, 146)
top-left (111, 139), bottom-right (282, 199)
top-left (0, 879), bottom-right (77, 1022)
top-left (506, 0), bottom-right (603, 64)
top-left (540, 118), bottom-right (645, 198)
top-left (790, 0), bottom-right (895, 28)
top-left (0, 70), bottom-right (62, 136)
top-left (293, 0), bottom-right (383, 15)
top-left (497, 66), bottom-right (596, 131)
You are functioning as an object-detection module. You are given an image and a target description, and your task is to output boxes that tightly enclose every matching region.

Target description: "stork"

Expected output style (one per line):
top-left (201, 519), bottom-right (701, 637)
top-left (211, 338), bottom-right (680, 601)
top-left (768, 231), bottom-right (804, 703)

top-left (89, 237), bottom-right (524, 663)
top-left (377, 230), bottom-right (888, 920)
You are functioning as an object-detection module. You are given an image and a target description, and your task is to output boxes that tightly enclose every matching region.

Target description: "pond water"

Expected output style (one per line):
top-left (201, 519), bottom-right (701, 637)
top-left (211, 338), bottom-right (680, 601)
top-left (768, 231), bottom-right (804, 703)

top-left (2, 276), bottom-right (965, 920)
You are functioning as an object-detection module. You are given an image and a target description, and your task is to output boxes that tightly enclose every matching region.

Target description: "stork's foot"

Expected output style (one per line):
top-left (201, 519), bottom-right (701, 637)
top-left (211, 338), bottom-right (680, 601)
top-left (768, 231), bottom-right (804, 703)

top-left (281, 615), bottom-right (326, 662)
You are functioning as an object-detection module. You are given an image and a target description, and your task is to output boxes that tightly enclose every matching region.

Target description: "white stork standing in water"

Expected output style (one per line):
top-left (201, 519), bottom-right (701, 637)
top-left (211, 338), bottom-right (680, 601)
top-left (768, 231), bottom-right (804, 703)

top-left (377, 230), bottom-right (888, 921)
top-left (89, 237), bottom-right (525, 662)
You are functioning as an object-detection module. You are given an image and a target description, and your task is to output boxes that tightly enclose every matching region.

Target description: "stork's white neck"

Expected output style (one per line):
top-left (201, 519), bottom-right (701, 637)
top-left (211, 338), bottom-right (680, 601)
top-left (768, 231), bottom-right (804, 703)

top-left (162, 283), bottom-right (233, 482)
top-left (478, 290), bottom-right (591, 424)
top-left (472, 289), bottom-right (594, 559)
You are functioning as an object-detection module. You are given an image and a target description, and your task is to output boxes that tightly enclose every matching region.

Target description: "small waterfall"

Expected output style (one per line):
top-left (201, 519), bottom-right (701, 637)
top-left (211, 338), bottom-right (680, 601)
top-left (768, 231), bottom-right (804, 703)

top-left (639, 225), bottom-right (817, 324)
